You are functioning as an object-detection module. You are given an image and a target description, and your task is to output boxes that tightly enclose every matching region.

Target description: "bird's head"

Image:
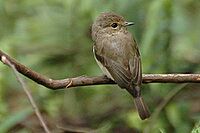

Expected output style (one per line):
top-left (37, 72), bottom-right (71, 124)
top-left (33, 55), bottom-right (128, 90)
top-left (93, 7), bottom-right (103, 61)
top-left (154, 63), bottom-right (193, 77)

top-left (92, 12), bottom-right (134, 40)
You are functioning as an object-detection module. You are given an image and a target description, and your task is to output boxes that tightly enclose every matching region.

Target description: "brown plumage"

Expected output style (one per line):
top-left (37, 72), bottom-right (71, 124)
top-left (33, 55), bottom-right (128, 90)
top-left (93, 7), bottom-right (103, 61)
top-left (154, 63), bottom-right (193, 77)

top-left (91, 12), bottom-right (150, 120)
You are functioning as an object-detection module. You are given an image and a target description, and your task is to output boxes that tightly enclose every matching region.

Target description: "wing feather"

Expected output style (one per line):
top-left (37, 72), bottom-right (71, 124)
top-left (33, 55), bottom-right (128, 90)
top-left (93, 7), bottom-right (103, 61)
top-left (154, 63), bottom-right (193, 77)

top-left (94, 51), bottom-right (132, 89)
top-left (93, 37), bottom-right (142, 95)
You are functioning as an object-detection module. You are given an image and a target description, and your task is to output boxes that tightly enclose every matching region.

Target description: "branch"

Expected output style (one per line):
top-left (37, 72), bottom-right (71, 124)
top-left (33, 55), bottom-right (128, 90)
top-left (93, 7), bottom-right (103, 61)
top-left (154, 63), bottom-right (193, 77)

top-left (1, 56), bottom-right (51, 133)
top-left (0, 50), bottom-right (200, 90)
top-left (144, 84), bottom-right (187, 133)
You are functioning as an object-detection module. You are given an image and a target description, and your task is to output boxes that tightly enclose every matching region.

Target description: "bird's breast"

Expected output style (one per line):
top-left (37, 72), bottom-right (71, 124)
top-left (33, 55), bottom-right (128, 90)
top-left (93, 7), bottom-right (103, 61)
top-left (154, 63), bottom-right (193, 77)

top-left (95, 32), bottom-right (134, 61)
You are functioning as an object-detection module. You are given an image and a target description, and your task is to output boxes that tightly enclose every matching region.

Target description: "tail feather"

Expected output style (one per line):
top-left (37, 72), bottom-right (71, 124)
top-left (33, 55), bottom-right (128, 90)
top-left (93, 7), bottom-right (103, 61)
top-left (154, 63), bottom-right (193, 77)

top-left (134, 97), bottom-right (150, 120)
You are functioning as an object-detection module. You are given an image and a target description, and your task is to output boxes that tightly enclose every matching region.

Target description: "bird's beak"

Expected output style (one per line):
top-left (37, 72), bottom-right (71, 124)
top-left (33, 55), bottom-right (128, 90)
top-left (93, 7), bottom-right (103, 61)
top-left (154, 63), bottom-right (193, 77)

top-left (124, 22), bottom-right (134, 26)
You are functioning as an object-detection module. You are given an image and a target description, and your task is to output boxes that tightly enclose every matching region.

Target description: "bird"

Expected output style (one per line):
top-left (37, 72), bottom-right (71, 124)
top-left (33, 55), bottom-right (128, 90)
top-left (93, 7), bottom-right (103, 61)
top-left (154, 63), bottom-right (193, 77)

top-left (91, 12), bottom-right (150, 120)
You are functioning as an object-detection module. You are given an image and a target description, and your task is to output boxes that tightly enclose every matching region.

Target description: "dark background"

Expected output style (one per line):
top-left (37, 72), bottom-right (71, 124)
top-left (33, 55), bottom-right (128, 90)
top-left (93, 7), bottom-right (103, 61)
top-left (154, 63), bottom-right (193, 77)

top-left (0, 0), bottom-right (200, 132)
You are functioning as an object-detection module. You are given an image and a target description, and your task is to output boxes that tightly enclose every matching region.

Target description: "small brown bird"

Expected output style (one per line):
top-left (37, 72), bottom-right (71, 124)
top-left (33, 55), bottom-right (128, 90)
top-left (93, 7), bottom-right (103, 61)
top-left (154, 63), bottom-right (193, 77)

top-left (91, 12), bottom-right (150, 120)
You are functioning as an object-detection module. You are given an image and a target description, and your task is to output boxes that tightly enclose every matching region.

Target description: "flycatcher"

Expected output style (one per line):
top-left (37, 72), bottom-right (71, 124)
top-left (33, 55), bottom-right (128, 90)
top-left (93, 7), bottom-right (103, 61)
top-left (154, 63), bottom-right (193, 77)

top-left (91, 12), bottom-right (150, 120)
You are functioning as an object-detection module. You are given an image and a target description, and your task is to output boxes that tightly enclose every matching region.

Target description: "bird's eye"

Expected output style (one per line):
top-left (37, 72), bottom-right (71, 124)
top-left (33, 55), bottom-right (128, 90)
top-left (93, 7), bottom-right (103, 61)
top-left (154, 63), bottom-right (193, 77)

top-left (111, 23), bottom-right (118, 28)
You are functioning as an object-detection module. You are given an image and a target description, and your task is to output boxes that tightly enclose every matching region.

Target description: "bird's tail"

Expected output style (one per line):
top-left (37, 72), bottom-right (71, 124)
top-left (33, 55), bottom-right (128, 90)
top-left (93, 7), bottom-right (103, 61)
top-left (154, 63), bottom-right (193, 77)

top-left (134, 96), bottom-right (150, 120)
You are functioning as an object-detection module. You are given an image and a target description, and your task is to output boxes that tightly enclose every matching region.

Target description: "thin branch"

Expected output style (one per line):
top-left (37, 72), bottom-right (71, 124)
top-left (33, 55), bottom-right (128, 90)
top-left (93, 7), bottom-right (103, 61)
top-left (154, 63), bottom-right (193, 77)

top-left (144, 84), bottom-right (187, 133)
top-left (57, 125), bottom-right (94, 133)
top-left (0, 50), bottom-right (200, 90)
top-left (1, 56), bottom-right (51, 133)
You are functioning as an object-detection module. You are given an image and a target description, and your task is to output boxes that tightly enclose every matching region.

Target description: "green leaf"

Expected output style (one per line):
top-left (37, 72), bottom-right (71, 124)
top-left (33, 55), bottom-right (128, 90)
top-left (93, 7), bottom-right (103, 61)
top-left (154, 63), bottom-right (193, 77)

top-left (0, 108), bottom-right (33, 133)
top-left (192, 121), bottom-right (200, 133)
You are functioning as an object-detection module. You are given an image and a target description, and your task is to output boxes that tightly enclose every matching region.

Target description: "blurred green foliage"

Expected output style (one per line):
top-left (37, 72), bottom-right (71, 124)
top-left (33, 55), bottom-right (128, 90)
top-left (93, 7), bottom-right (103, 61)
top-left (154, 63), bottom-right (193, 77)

top-left (0, 0), bottom-right (200, 132)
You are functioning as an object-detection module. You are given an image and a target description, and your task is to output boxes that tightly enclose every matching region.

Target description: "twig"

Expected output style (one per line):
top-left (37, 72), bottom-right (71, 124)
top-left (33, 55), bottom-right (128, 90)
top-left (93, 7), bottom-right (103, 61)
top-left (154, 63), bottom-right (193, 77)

top-left (57, 125), bottom-right (94, 133)
top-left (1, 56), bottom-right (51, 133)
top-left (144, 84), bottom-right (187, 133)
top-left (0, 50), bottom-right (200, 90)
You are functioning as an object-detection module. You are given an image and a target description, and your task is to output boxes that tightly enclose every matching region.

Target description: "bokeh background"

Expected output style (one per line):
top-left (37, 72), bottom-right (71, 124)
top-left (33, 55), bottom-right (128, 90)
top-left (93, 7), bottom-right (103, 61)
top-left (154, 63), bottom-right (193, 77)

top-left (0, 0), bottom-right (200, 133)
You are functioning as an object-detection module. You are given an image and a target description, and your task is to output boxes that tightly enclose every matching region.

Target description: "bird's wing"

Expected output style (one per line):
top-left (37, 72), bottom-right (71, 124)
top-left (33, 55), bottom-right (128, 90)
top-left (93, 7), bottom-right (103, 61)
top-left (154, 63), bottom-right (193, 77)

top-left (94, 40), bottom-right (142, 96)
top-left (129, 46), bottom-right (142, 87)
top-left (94, 51), bottom-right (132, 89)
